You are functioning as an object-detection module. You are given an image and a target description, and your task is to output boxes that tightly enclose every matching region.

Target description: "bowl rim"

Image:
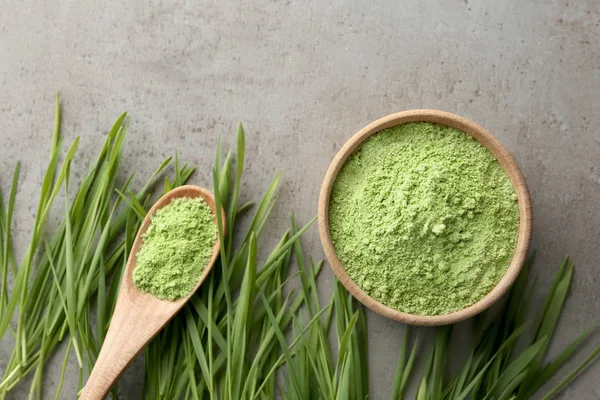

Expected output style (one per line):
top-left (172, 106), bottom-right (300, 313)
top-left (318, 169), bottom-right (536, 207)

top-left (317, 109), bottom-right (532, 326)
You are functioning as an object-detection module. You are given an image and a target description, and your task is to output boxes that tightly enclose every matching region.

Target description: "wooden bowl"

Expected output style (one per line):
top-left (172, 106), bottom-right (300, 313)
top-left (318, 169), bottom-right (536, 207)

top-left (318, 110), bottom-right (532, 326)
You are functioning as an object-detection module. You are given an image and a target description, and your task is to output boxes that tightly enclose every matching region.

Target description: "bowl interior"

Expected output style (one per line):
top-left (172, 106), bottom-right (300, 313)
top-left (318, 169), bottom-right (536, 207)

top-left (318, 110), bottom-right (532, 326)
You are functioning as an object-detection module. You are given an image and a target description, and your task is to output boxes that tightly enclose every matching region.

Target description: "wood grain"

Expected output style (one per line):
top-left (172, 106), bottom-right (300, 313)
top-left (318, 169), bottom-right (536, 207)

top-left (318, 110), bottom-right (532, 326)
top-left (80, 185), bottom-right (223, 399)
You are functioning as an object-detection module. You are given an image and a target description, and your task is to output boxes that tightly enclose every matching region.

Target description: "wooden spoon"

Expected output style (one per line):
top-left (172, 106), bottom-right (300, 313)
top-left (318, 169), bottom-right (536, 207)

top-left (80, 185), bottom-right (223, 400)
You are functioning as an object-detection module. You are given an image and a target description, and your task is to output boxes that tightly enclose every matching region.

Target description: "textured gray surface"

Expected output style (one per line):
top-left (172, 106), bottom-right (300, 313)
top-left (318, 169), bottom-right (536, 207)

top-left (1, 0), bottom-right (599, 399)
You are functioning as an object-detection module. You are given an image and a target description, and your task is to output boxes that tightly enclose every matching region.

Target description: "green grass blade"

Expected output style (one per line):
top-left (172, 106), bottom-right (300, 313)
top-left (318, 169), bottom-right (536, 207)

top-left (540, 341), bottom-right (600, 400)
top-left (497, 370), bottom-right (528, 400)
top-left (231, 233), bottom-right (257, 399)
top-left (258, 217), bottom-right (316, 283)
top-left (190, 297), bottom-right (227, 354)
top-left (535, 262), bottom-right (574, 344)
top-left (174, 151), bottom-right (181, 187)
top-left (260, 293), bottom-right (304, 397)
top-left (337, 312), bottom-right (359, 367)
top-left (0, 162), bottom-right (19, 314)
top-left (53, 340), bottom-right (72, 400)
top-left (519, 262), bottom-right (575, 395)
top-left (392, 329), bottom-right (420, 400)
top-left (484, 337), bottom-right (548, 400)
top-left (185, 308), bottom-right (213, 397)
top-left (534, 257), bottom-right (569, 341)
top-left (453, 324), bottom-right (530, 400)
top-left (449, 350), bottom-right (473, 399)
top-left (63, 183), bottom-right (83, 368)
top-left (242, 173), bottom-right (281, 244)
top-left (524, 323), bottom-right (597, 397)
top-left (96, 254), bottom-right (106, 347)
top-left (430, 327), bottom-right (451, 399)
top-left (115, 189), bottom-right (146, 221)
top-left (335, 353), bottom-right (352, 400)
top-left (44, 240), bottom-right (68, 317)
top-left (51, 93), bottom-right (60, 155)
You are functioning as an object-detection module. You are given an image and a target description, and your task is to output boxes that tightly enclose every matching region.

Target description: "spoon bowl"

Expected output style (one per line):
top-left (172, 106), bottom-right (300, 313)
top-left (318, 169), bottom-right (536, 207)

top-left (81, 185), bottom-right (223, 399)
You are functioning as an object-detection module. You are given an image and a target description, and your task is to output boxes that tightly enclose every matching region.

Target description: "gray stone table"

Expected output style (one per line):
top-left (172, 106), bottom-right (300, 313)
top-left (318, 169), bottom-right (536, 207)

top-left (1, 1), bottom-right (598, 398)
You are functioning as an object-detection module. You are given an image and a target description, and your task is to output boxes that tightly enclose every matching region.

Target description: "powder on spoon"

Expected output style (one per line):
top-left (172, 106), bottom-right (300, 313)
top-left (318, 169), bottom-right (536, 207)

top-left (133, 197), bottom-right (217, 300)
top-left (329, 122), bottom-right (519, 315)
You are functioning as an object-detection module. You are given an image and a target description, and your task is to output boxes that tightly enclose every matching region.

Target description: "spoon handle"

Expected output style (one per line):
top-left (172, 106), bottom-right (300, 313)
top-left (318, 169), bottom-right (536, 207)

top-left (80, 290), bottom-right (171, 399)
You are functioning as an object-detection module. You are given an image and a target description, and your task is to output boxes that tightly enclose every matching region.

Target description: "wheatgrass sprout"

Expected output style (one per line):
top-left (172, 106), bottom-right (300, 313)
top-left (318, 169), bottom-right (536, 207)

top-left (0, 96), bottom-right (194, 399)
top-left (1, 97), bottom-right (599, 400)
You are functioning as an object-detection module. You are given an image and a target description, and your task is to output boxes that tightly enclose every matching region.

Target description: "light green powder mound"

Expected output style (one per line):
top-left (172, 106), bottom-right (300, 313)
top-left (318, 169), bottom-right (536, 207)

top-left (329, 122), bottom-right (519, 315)
top-left (133, 197), bottom-right (217, 300)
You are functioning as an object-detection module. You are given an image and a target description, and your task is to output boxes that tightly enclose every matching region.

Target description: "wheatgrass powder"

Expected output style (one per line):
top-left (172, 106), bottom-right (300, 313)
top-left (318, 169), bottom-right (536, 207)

top-left (329, 122), bottom-right (519, 315)
top-left (133, 197), bottom-right (217, 300)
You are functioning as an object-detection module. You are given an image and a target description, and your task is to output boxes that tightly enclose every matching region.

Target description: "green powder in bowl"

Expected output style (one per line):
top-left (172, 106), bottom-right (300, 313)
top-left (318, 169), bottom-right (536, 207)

top-left (133, 197), bottom-right (217, 300)
top-left (329, 122), bottom-right (519, 316)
